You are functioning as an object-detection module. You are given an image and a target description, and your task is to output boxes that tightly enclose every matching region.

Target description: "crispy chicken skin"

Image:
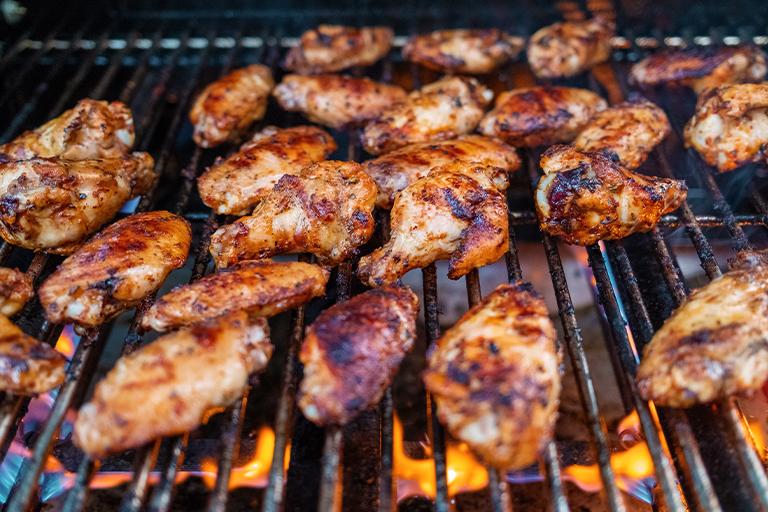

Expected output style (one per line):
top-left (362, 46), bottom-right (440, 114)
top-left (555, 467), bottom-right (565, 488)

top-left (423, 282), bottom-right (561, 471)
top-left (535, 145), bottom-right (687, 246)
top-left (0, 99), bottom-right (134, 163)
top-left (142, 260), bottom-right (329, 332)
top-left (684, 83), bottom-right (768, 172)
top-left (299, 286), bottom-right (418, 426)
top-left (284, 25), bottom-right (393, 74)
top-left (479, 86), bottom-right (607, 147)
top-left (210, 161), bottom-right (376, 268)
top-left (402, 29), bottom-right (522, 74)
top-left (197, 125), bottom-right (336, 215)
top-left (0, 268), bottom-right (33, 317)
top-left (361, 76), bottom-right (493, 155)
top-left (573, 97), bottom-right (670, 169)
top-left (637, 250), bottom-right (768, 407)
top-left (0, 153), bottom-right (156, 254)
top-left (0, 315), bottom-right (66, 395)
top-left (189, 64), bottom-right (275, 148)
top-left (363, 135), bottom-right (520, 209)
top-left (39, 211), bottom-right (191, 327)
top-left (273, 74), bottom-right (407, 129)
top-left (629, 45), bottom-right (767, 94)
top-left (74, 312), bottom-right (271, 458)
top-left (358, 163), bottom-right (509, 287)
top-left (527, 17), bottom-right (614, 79)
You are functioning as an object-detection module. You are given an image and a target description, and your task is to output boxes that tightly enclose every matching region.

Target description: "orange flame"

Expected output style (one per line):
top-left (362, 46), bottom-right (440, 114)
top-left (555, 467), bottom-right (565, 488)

top-left (54, 327), bottom-right (77, 359)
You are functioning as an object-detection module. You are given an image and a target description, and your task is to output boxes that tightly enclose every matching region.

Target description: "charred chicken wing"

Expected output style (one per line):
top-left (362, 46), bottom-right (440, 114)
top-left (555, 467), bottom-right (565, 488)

top-left (402, 29), bottom-right (522, 74)
top-left (0, 268), bottom-right (33, 316)
top-left (284, 25), bottom-right (393, 74)
top-left (0, 315), bottom-right (66, 395)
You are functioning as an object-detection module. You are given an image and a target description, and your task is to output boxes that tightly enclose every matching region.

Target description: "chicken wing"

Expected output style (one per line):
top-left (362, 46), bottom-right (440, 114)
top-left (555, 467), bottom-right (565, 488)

top-left (0, 153), bottom-right (156, 254)
top-left (39, 211), bottom-right (191, 327)
top-left (573, 97), bottom-right (670, 169)
top-left (197, 125), bottom-right (336, 215)
top-left (357, 163), bottom-right (509, 287)
top-left (637, 250), bottom-right (768, 407)
top-left (684, 83), bottom-right (768, 172)
top-left (527, 17), bottom-right (615, 79)
top-left (299, 286), bottom-right (418, 426)
top-left (402, 29), bottom-right (522, 74)
top-left (0, 99), bottom-right (133, 163)
top-left (142, 260), bottom-right (329, 332)
top-left (284, 25), bottom-right (393, 74)
top-left (535, 145), bottom-right (687, 246)
top-left (0, 268), bottom-right (33, 317)
top-left (273, 74), bottom-right (407, 129)
top-left (0, 315), bottom-right (66, 395)
top-left (189, 64), bottom-right (275, 148)
top-left (210, 161), bottom-right (376, 268)
top-left (361, 76), bottom-right (493, 155)
top-left (74, 311), bottom-right (271, 458)
top-left (479, 86), bottom-right (607, 147)
top-left (423, 282), bottom-right (560, 471)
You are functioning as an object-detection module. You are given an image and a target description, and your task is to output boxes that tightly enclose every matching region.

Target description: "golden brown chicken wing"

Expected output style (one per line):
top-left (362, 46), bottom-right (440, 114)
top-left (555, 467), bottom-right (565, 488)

top-left (479, 86), bottom-right (607, 147)
top-left (299, 286), bottom-right (418, 426)
top-left (423, 282), bottom-right (561, 471)
top-left (189, 64), bottom-right (275, 148)
top-left (402, 29), bottom-right (522, 74)
top-left (357, 163), bottom-right (509, 287)
top-left (210, 161), bottom-right (376, 268)
top-left (361, 76), bottom-right (493, 155)
top-left (535, 145), bottom-right (687, 246)
top-left (74, 311), bottom-right (271, 458)
top-left (284, 25), bottom-right (393, 74)
top-left (0, 268), bottom-right (33, 317)
top-left (0, 315), bottom-right (66, 395)
top-left (39, 211), bottom-right (191, 327)
top-left (197, 125), bottom-right (336, 215)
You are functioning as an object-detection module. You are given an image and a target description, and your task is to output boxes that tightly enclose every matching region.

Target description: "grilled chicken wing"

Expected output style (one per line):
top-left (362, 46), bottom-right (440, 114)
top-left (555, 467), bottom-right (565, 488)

top-left (0, 268), bottom-right (33, 317)
top-left (0, 315), bottom-right (66, 395)
top-left (284, 25), bottom-right (393, 74)
top-left (189, 64), bottom-right (275, 148)
top-left (573, 98), bottom-right (670, 169)
top-left (0, 99), bottom-right (133, 163)
top-left (527, 17), bottom-right (614, 79)
top-left (74, 311), bottom-right (271, 458)
top-left (637, 250), bottom-right (768, 407)
top-left (402, 29), bottom-right (522, 74)
top-left (535, 145), bottom-right (687, 246)
top-left (479, 86), bottom-right (607, 147)
top-left (0, 153), bottom-right (156, 254)
top-left (273, 74), bottom-right (407, 129)
top-left (299, 286), bottom-right (418, 426)
top-left (357, 163), bottom-right (509, 287)
top-left (39, 211), bottom-right (191, 327)
top-left (197, 125), bottom-right (336, 215)
top-left (361, 76), bottom-right (493, 155)
top-left (629, 45), bottom-right (767, 94)
top-left (210, 161), bottom-right (376, 268)
top-left (683, 83), bottom-right (768, 172)
top-left (142, 260), bottom-right (329, 332)
top-left (423, 282), bottom-right (561, 471)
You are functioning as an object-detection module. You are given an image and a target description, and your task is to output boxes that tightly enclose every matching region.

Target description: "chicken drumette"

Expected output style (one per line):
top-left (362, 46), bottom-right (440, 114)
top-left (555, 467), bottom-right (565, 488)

top-left (284, 25), bottom-right (394, 74)
top-left (402, 29), bottom-right (522, 74)
top-left (0, 268), bottom-right (33, 316)
top-left (0, 315), bottom-right (66, 395)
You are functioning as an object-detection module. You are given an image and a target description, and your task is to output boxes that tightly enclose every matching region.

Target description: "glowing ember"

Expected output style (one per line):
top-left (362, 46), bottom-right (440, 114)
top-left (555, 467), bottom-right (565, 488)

top-left (54, 325), bottom-right (78, 359)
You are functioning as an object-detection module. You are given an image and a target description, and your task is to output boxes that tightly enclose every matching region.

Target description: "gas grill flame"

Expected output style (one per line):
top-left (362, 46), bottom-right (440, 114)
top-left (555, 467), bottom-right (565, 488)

top-left (54, 325), bottom-right (78, 359)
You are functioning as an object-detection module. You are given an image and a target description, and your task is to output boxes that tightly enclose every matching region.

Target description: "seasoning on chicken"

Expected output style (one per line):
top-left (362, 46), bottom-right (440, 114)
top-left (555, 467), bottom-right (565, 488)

top-left (0, 153), bottom-right (156, 254)
top-left (273, 74), bottom-right (407, 129)
top-left (402, 29), bottom-right (522, 74)
top-left (0, 99), bottom-right (134, 163)
top-left (423, 282), bottom-right (561, 471)
top-left (573, 97), bottom-right (670, 169)
top-left (363, 135), bottom-right (520, 209)
top-left (189, 64), bottom-right (275, 148)
top-left (74, 311), bottom-right (271, 458)
top-left (684, 83), bottom-right (768, 172)
top-left (197, 125), bottom-right (336, 215)
top-left (357, 163), bottom-right (509, 287)
top-left (39, 211), bottom-right (191, 327)
top-left (142, 260), bottom-right (329, 332)
top-left (210, 161), bottom-right (376, 268)
top-left (479, 86), bottom-right (607, 147)
top-left (299, 286), bottom-right (418, 426)
top-left (284, 25), bottom-right (394, 74)
top-left (637, 250), bottom-right (768, 407)
top-left (0, 268), bottom-right (33, 317)
top-left (361, 76), bottom-right (493, 155)
top-left (0, 315), bottom-right (66, 395)
top-left (535, 145), bottom-right (687, 246)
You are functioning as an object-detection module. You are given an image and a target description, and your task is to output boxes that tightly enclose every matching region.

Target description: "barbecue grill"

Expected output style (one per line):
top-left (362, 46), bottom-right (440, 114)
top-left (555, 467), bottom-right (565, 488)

top-left (2, 1), bottom-right (768, 511)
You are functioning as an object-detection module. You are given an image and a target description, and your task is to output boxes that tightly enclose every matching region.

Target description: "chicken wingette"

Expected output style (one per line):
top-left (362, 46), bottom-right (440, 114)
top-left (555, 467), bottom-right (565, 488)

top-left (402, 29), bottom-right (522, 74)
top-left (0, 268), bottom-right (33, 316)
top-left (527, 17), bottom-right (614, 79)
top-left (0, 315), bottom-right (66, 395)
top-left (284, 25), bottom-right (393, 74)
